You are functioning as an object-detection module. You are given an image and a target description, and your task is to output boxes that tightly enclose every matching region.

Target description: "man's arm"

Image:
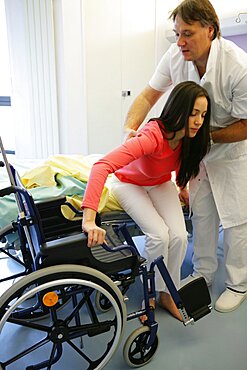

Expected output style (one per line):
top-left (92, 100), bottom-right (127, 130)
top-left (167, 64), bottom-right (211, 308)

top-left (211, 119), bottom-right (247, 143)
top-left (124, 85), bottom-right (163, 132)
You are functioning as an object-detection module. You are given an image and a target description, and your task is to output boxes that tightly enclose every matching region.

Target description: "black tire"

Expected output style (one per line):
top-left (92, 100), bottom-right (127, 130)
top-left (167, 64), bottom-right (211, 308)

top-left (123, 326), bottom-right (159, 367)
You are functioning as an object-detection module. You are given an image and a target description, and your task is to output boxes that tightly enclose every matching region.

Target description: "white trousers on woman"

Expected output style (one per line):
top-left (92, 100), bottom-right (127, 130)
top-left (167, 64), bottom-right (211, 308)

top-left (111, 178), bottom-right (188, 292)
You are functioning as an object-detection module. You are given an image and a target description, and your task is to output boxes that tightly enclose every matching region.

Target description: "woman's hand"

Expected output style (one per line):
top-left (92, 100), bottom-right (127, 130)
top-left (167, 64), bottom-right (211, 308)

top-left (179, 187), bottom-right (189, 206)
top-left (82, 221), bottom-right (106, 247)
top-left (82, 207), bottom-right (106, 247)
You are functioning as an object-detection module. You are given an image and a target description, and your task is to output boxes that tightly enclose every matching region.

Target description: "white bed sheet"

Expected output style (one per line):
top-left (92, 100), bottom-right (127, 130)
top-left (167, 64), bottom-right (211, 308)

top-left (0, 155), bottom-right (42, 189)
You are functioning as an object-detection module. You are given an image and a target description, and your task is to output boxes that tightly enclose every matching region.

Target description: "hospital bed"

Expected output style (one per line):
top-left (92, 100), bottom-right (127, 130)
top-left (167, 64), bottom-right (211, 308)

top-left (0, 138), bottom-right (210, 369)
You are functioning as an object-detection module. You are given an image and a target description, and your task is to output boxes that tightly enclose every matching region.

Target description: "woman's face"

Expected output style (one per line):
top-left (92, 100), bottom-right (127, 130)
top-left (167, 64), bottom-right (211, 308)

top-left (188, 96), bottom-right (208, 138)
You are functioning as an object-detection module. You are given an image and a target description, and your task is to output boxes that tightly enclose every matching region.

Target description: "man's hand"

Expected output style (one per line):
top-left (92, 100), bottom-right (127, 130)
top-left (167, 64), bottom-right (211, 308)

top-left (124, 128), bottom-right (137, 141)
top-left (179, 187), bottom-right (189, 206)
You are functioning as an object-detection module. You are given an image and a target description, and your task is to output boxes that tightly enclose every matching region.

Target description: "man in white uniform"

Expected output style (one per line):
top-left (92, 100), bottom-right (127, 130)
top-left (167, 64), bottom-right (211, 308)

top-left (124, 0), bottom-right (247, 312)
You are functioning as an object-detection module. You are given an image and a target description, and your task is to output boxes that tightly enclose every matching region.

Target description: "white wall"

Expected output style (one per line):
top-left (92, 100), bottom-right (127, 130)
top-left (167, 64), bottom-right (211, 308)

top-left (53, 0), bottom-right (88, 155)
top-left (54, 0), bottom-right (180, 154)
top-left (52, 0), bottom-right (179, 155)
top-left (212, 0), bottom-right (246, 18)
top-left (151, 0), bottom-right (179, 117)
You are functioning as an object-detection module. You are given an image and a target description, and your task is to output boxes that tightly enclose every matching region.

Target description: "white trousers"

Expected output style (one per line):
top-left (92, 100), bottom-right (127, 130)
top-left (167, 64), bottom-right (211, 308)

top-left (191, 174), bottom-right (247, 291)
top-left (111, 178), bottom-right (188, 292)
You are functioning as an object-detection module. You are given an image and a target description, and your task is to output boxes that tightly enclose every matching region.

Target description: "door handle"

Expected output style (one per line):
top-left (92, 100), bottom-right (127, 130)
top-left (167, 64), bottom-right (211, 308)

top-left (121, 90), bottom-right (131, 97)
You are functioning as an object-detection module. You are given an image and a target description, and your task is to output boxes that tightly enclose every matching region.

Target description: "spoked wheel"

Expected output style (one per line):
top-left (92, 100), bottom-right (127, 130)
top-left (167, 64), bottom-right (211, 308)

top-left (0, 264), bottom-right (126, 370)
top-left (123, 326), bottom-right (159, 367)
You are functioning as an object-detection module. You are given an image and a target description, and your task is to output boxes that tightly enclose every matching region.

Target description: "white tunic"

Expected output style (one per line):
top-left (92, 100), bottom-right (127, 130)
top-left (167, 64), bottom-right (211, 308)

top-left (149, 38), bottom-right (247, 228)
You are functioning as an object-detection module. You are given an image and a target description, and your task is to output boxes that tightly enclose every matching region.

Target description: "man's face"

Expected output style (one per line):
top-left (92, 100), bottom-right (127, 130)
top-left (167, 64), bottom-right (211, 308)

top-left (173, 16), bottom-right (214, 65)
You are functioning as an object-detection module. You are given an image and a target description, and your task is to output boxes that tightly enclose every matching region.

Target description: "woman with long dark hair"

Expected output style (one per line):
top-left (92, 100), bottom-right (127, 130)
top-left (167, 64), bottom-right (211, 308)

top-left (82, 81), bottom-right (211, 320)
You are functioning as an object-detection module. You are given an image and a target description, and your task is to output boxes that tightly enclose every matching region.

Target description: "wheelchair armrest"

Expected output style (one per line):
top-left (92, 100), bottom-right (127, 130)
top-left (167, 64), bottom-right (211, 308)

top-left (0, 185), bottom-right (29, 198)
top-left (0, 185), bottom-right (17, 197)
top-left (101, 242), bottom-right (146, 266)
top-left (102, 242), bottom-right (137, 256)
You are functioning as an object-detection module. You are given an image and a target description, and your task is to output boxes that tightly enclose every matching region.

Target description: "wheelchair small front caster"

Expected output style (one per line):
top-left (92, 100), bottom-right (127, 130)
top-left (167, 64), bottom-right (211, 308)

top-left (95, 291), bottom-right (112, 312)
top-left (123, 326), bottom-right (159, 367)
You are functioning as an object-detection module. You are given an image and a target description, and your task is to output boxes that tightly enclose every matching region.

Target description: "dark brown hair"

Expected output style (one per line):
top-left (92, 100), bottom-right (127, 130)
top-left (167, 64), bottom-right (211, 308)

top-left (150, 81), bottom-right (211, 188)
top-left (169, 0), bottom-right (220, 40)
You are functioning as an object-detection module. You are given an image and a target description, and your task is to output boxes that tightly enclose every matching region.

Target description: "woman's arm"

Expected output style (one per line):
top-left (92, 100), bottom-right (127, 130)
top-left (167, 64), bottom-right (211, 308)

top-left (82, 121), bottom-right (162, 213)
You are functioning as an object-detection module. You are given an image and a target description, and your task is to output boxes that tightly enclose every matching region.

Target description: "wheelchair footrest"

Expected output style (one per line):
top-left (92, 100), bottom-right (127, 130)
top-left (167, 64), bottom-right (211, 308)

top-left (178, 277), bottom-right (212, 322)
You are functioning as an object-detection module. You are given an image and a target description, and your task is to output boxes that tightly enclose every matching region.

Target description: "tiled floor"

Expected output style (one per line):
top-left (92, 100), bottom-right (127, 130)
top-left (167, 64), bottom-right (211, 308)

top-left (0, 231), bottom-right (247, 370)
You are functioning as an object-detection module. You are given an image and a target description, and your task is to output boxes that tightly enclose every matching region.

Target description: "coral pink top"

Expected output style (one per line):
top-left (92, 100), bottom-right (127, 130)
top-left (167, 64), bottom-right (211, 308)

top-left (82, 120), bottom-right (182, 212)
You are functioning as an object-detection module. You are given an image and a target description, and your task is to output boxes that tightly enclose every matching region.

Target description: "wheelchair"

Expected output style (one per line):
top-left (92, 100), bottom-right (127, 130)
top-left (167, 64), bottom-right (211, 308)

top-left (0, 139), bottom-right (212, 370)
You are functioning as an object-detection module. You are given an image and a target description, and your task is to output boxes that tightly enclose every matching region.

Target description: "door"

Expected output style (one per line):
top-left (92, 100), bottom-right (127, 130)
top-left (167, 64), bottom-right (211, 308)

top-left (121, 0), bottom-right (156, 128)
top-left (84, 0), bottom-right (156, 154)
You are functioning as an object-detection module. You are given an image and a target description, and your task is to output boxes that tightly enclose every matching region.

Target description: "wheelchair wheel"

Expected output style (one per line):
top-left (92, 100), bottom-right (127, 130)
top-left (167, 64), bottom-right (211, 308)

top-left (0, 264), bottom-right (126, 370)
top-left (123, 326), bottom-right (159, 367)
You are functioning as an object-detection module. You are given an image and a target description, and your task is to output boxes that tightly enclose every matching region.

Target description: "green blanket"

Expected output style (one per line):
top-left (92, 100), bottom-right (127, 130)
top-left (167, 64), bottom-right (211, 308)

top-left (0, 174), bottom-right (87, 243)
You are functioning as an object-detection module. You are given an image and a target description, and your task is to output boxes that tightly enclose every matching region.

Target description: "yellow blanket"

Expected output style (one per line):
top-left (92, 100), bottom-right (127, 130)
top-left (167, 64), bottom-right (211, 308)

top-left (21, 154), bottom-right (123, 219)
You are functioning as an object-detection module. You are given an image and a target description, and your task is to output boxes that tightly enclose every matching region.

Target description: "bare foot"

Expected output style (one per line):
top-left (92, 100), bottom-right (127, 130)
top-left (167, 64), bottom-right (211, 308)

top-left (158, 292), bottom-right (182, 321)
top-left (139, 298), bottom-right (156, 324)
